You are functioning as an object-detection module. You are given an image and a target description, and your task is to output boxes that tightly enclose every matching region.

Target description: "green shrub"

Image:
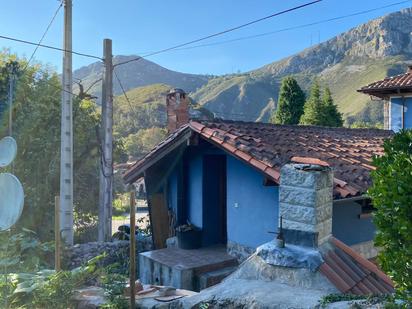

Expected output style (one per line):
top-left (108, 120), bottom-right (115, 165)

top-left (368, 130), bottom-right (412, 303)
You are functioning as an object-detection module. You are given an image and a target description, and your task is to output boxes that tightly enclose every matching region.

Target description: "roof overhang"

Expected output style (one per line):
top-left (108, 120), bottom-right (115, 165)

top-left (123, 126), bottom-right (192, 184)
top-left (357, 86), bottom-right (412, 99)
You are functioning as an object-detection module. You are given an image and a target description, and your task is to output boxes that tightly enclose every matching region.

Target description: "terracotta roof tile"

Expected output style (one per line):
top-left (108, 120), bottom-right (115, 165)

top-left (191, 120), bottom-right (392, 199)
top-left (358, 68), bottom-right (412, 97)
top-left (320, 237), bottom-right (394, 295)
top-left (124, 120), bottom-right (393, 199)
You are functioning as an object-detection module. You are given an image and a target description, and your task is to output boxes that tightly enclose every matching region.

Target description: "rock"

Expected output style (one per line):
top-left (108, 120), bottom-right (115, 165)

top-left (256, 241), bottom-right (324, 272)
top-left (72, 287), bottom-right (106, 309)
top-left (124, 280), bottom-right (143, 296)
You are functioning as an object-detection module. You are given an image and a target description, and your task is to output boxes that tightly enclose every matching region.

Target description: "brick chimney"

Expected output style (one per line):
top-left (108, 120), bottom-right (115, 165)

top-left (166, 88), bottom-right (189, 133)
top-left (279, 163), bottom-right (333, 247)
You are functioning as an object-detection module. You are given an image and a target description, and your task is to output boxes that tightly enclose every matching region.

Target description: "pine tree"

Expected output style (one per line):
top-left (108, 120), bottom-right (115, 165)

top-left (299, 80), bottom-right (324, 126)
top-left (271, 76), bottom-right (305, 124)
top-left (322, 87), bottom-right (343, 127)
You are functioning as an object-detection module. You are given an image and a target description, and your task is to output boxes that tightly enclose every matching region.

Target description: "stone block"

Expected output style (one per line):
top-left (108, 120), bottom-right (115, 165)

top-left (280, 164), bottom-right (333, 190)
top-left (280, 186), bottom-right (317, 207)
top-left (280, 203), bottom-right (317, 225)
top-left (315, 203), bottom-right (333, 223)
top-left (316, 218), bottom-right (332, 244)
top-left (283, 219), bottom-right (316, 233)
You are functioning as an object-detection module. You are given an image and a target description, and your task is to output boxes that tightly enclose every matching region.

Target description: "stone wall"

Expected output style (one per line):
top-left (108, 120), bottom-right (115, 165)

top-left (63, 236), bottom-right (152, 270)
top-left (227, 241), bottom-right (255, 262)
top-left (279, 164), bottom-right (333, 247)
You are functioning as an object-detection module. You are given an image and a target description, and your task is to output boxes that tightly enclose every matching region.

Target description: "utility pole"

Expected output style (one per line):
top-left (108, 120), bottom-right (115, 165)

top-left (8, 68), bottom-right (15, 136)
top-left (60, 0), bottom-right (74, 245)
top-left (98, 39), bottom-right (113, 242)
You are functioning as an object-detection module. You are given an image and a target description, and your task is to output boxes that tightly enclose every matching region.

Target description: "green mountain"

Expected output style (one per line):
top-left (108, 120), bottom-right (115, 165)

top-left (191, 8), bottom-right (412, 124)
top-left (79, 8), bottom-right (412, 126)
top-left (73, 55), bottom-right (211, 103)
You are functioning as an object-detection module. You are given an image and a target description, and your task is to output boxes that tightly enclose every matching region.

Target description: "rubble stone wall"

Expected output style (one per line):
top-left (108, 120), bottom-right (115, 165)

top-left (63, 236), bottom-right (152, 270)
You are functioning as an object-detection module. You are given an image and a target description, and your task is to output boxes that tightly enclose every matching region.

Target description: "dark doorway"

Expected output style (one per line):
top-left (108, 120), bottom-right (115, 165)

top-left (202, 155), bottom-right (227, 246)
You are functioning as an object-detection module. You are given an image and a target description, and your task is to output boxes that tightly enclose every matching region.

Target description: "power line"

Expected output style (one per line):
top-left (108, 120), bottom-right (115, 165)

top-left (136, 0), bottom-right (412, 54)
top-left (114, 0), bottom-right (322, 67)
top-left (113, 68), bottom-right (136, 114)
top-left (0, 34), bottom-right (102, 61)
top-left (22, 1), bottom-right (63, 72)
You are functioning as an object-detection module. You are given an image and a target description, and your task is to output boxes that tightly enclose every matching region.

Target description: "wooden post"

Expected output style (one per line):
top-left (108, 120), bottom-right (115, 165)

top-left (129, 191), bottom-right (136, 308)
top-left (55, 196), bottom-right (61, 271)
top-left (98, 38), bottom-right (114, 242)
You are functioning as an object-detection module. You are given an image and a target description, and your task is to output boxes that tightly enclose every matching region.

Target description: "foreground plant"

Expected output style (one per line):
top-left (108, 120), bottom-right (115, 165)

top-left (369, 129), bottom-right (412, 304)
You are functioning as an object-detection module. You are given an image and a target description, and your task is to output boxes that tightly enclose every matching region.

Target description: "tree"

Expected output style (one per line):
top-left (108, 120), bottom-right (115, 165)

top-left (368, 130), bottom-right (412, 303)
top-left (271, 76), bottom-right (305, 124)
top-left (322, 87), bottom-right (343, 127)
top-left (299, 80), bottom-right (324, 125)
top-left (0, 52), bottom-right (102, 242)
top-left (123, 127), bottom-right (167, 160)
top-left (300, 81), bottom-right (343, 127)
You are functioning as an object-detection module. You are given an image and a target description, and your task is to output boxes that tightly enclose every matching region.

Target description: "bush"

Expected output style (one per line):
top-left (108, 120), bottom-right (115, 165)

top-left (368, 130), bottom-right (412, 303)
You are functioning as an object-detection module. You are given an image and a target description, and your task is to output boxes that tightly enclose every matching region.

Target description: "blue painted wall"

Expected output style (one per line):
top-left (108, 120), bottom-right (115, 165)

top-left (390, 97), bottom-right (403, 132)
top-left (168, 168), bottom-right (178, 214)
top-left (332, 201), bottom-right (375, 246)
top-left (226, 156), bottom-right (278, 248)
top-left (403, 97), bottom-right (412, 129)
top-left (187, 151), bottom-right (203, 228)
top-left (166, 145), bottom-right (279, 249)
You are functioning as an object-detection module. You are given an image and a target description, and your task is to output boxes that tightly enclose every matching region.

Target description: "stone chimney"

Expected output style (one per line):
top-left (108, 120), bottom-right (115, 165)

top-left (166, 88), bottom-right (189, 133)
top-left (408, 65), bottom-right (412, 74)
top-left (279, 163), bottom-right (333, 247)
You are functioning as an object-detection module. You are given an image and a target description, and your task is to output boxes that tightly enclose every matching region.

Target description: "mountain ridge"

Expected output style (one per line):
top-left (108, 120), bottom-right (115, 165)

top-left (76, 7), bottom-right (412, 124)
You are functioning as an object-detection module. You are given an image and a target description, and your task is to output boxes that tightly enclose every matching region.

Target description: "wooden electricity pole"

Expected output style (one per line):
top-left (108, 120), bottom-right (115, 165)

top-left (55, 196), bottom-right (61, 271)
top-left (98, 39), bottom-right (113, 242)
top-left (129, 192), bottom-right (136, 308)
top-left (8, 67), bottom-right (15, 136)
top-left (60, 0), bottom-right (74, 245)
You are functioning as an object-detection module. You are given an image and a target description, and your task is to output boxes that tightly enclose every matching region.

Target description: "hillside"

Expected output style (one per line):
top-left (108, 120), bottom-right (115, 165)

top-left (77, 8), bottom-right (412, 125)
top-left (191, 8), bottom-right (412, 123)
top-left (113, 83), bottom-right (212, 159)
top-left (74, 55), bottom-right (211, 103)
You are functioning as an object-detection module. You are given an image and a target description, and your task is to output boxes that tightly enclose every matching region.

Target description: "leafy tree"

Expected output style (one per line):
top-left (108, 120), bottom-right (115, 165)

top-left (0, 52), bottom-right (102, 242)
top-left (122, 127), bottom-right (167, 159)
top-left (322, 87), bottom-right (343, 127)
top-left (299, 80), bottom-right (324, 126)
top-left (368, 130), bottom-right (412, 303)
top-left (271, 76), bottom-right (305, 124)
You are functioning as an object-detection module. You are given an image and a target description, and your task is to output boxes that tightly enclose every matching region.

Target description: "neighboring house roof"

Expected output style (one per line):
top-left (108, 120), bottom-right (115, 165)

top-left (320, 237), bottom-right (394, 295)
top-left (358, 67), bottom-right (412, 98)
top-left (123, 120), bottom-right (393, 199)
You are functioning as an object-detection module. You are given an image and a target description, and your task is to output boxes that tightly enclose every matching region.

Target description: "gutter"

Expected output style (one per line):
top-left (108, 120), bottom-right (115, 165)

top-left (333, 195), bottom-right (368, 204)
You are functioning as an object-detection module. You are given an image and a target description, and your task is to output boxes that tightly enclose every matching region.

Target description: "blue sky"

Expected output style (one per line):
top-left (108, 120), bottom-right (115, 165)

top-left (0, 0), bottom-right (411, 75)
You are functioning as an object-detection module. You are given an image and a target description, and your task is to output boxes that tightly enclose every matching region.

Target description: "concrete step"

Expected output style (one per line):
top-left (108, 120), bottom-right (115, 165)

top-left (197, 266), bottom-right (238, 290)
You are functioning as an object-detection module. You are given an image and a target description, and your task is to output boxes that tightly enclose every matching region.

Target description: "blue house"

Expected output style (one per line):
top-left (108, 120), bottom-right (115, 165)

top-left (124, 89), bottom-right (393, 264)
top-left (358, 65), bottom-right (412, 131)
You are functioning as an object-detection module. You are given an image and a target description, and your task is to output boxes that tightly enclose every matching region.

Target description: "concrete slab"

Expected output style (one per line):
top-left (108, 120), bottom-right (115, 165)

top-left (139, 246), bottom-right (238, 291)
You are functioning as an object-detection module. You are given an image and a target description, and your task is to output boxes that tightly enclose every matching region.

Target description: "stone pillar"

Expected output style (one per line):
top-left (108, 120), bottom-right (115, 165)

top-left (279, 163), bottom-right (333, 247)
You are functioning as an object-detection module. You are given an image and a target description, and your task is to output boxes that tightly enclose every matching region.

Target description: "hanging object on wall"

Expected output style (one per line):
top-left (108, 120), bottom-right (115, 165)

top-left (0, 136), bottom-right (24, 231)
top-left (0, 136), bottom-right (17, 167)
